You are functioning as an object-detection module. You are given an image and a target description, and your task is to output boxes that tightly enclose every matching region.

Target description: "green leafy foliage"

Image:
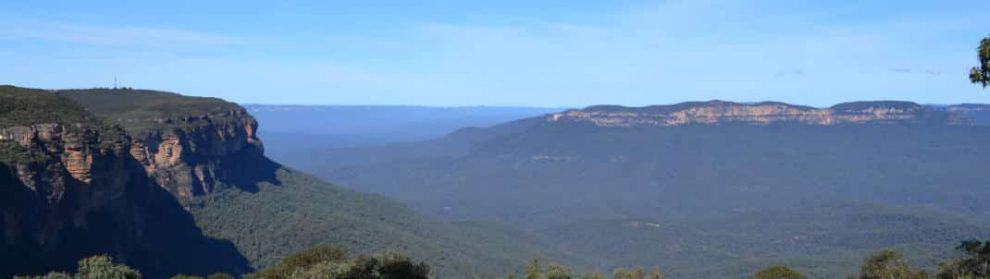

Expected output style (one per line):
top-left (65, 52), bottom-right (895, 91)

top-left (17, 255), bottom-right (140, 279)
top-left (0, 86), bottom-right (95, 127)
top-left (249, 245), bottom-right (429, 279)
top-left (752, 266), bottom-right (804, 279)
top-left (612, 268), bottom-right (663, 279)
top-left (972, 36), bottom-right (990, 88)
top-left (936, 240), bottom-right (990, 278)
top-left (954, 240), bottom-right (990, 277)
top-left (515, 258), bottom-right (661, 279)
top-left (858, 250), bottom-right (927, 279)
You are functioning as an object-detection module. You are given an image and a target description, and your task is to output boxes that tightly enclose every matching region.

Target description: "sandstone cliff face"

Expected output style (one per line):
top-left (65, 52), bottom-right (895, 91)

top-left (0, 92), bottom-right (267, 217)
top-left (0, 87), bottom-right (252, 277)
top-left (0, 122), bottom-right (146, 273)
top-left (125, 108), bottom-right (266, 198)
top-left (0, 123), bottom-right (131, 214)
top-left (547, 101), bottom-right (974, 127)
top-left (53, 89), bottom-right (273, 198)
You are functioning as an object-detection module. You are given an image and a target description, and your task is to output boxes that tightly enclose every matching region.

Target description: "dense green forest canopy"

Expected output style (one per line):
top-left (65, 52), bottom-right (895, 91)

top-left (57, 88), bottom-right (243, 134)
top-left (56, 88), bottom-right (238, 121)
top-left (0, 86), bottom-right (98, 127)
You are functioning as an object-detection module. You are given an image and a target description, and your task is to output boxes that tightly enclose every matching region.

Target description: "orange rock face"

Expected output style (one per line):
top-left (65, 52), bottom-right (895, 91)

top-left (1, 124), bottom-right (100, 184)
top-left (62, 145), bottom-right (94, 183)
top-left (1, 107), bottom-right (264, 201)
top-left (123, 108), bottom-right (265, 197)
top-left (154, 136), bottom-right (184, 167)
top-left (547, 101), bottom-right (970, 127)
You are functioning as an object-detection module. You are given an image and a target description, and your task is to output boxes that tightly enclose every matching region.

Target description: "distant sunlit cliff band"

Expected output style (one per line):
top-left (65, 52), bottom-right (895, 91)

top-left (548, 100), bottom-right (989, 127)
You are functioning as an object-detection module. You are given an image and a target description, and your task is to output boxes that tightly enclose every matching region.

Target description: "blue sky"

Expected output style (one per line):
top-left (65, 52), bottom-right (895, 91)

top-left (0, 0), bottom-right (988, 107)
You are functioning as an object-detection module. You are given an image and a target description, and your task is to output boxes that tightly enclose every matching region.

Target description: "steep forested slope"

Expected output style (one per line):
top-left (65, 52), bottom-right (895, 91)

top-left (186, 169), bottom-right (584, 277)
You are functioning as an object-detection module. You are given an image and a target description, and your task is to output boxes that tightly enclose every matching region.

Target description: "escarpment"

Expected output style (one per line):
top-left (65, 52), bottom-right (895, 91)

top-left (548, 100), bottom-right (976, 127)
top-left (1, 88), bottom-right (134, 259)
top-left (59, 89), bottom-right (277, 198)
top-left (123, 109), bottom-right (268, 197)
top-left (0, 122), bottom-right (133, 248)
top-left (0, 86), bottom-right (249, 277)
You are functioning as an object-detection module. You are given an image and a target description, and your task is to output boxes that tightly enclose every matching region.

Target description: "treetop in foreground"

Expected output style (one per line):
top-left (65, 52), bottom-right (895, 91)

top-left (971, 36), bottom-right (990, 88)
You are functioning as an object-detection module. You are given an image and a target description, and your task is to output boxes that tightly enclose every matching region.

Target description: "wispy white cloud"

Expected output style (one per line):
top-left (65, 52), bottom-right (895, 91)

top-left (0, 19), bottom-right (246, 48)
top-left (347, 0), bottom-right (986, 106)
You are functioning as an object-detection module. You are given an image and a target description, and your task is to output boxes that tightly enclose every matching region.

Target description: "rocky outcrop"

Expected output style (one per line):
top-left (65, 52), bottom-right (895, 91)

top-left (547, 101), bottom-right (974, 127)
top-left (125, 109), bottom-right (268, 198)
top-left (54, 88), bottom-right (276, 198)
top-left (0, 121), bottom-right (145, 275)
top-left (0, 122), bottom-right (130, 209)
top-left (0, 93), bottom-right (268, 199)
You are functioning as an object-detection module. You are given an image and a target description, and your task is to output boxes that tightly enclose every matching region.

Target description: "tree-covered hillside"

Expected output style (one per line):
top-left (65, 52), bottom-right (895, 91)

top-left (0, 86), bottom-right (99, 127)
top-left (311, 102), bottom-right (990, 277)
top-left (56, 88), bottom-right (243, 135)
top-left (185, 168), bottom-right (583, 277)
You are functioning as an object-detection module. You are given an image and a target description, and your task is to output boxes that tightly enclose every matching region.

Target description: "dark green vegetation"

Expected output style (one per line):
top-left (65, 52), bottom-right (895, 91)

top-left (185, 168), bottom-right (579, 277)
top-left (56, 88), bottom-right (243, 135)
top-left (249, 245), bottom-right (429, 279)
top-left (309, 103), bottom-right (990, 277)
top-left (535, 202), bottom-right (988, 277)
top-left (0, 86), bottom-right (98, 127)
top-left (753, 266), bottom-right (803, 279)
top-left (936, 240), bottom-right (990, 279)
top-left (17, 255), bottom-right (141, 279)
top-left (811, 241), bottom-right (990, 279)
top-left (16, 246), bottom-right (430, 279)
top-left (516, 258), bottom-right (608, 279)
top-left (972, 36), bottom-right (990, 88)
top-left (515, 257), bottom-right (665, 279)
top-left (858, 250), bottom-right (927, 279)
